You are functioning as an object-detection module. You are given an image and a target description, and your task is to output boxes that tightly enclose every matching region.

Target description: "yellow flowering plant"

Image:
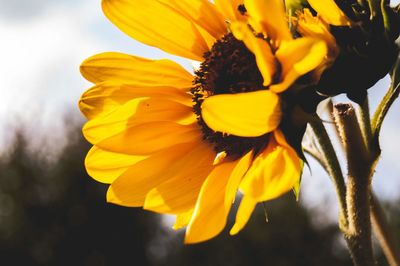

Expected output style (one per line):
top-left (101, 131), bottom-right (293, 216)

top-left (79, 0), bottom-right (400, 265)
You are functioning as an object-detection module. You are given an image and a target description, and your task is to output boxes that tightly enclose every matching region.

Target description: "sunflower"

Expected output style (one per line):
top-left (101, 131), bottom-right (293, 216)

top-left (298, 0), bottom-right (400, 102)
top-left (79, 0), bottom-right (328, 243)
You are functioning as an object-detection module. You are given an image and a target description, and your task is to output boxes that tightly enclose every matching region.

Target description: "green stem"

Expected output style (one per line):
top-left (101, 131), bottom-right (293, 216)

top-left (357, 97), bottom-right (373, 149)
top-left (333, 104), bottom-right (375, 266)
top-left (372, 58), bottom-right (400, 141)
top-left (371, 194), bottom-right (400, 266)
top-left (309, 119), bottom-right (348, 228)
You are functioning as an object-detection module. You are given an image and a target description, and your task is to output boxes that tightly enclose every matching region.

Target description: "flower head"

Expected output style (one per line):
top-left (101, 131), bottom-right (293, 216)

top-left (79, 0), bottom-right (329, 243)
top-left (294, 0), bottom-right (400, 102)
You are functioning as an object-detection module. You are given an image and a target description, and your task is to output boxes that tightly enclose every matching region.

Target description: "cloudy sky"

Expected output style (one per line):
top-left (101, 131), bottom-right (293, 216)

top-left (1, 0), bottom-right (400, 223)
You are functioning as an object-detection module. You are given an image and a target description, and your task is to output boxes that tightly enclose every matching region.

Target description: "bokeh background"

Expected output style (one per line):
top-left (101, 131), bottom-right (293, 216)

top-left (1, 0), bottom-right (400, 265)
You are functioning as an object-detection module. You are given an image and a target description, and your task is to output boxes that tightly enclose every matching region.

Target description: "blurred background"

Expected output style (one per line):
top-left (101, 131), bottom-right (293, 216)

top-left (1, 0), bottom-right (400, 265)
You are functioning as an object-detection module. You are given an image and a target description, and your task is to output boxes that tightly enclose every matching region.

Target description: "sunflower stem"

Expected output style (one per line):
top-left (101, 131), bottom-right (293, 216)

top-left (333, 103), bottom-right (376, 266)
top-left (356, 97), bottom-right (373, 150)
top-left (309, 119), bottom-right (348, 229)
top-left (371, 194), bottom-right (400, 266)
top-left (372, 57), bottom-right (400, 160)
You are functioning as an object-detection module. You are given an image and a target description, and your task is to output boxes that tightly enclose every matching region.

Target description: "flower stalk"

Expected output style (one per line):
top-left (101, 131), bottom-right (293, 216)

top-left (333, 103), bottom-right (375, 266)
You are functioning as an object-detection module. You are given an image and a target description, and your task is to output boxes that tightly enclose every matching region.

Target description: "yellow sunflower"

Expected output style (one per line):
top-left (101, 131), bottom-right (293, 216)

top-left (306, 0), bottom-right (351, 26)
top-left (79, 0), bottom-right (328, 243)
top-left (298, 0), bottom-right (399, 102)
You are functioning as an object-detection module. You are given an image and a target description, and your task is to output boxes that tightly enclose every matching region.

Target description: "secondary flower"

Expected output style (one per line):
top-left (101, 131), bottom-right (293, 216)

top-left (79, 0), bottom-right (328, 243)
top-left (296, 0), bottom-right (400, 102)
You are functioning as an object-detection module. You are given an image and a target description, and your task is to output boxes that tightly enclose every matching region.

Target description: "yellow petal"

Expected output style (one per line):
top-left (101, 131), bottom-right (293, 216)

top-left (83, 98), bottom-right (200, 154)
top-left (85, 146), bottom-right (146, 184)
top-left (83, 120), bottom-right (202, 155)
top-left (307, 0), bottom-right (351, 26)
top-left (157, 0), bottom-right (226, 40)
top-left (107, 142), bottom-right (199, 206)
top-left (80, 52), bottom-right (193, 87)
top-left (173, 209), bottom-right (194, 230)
top-left (244, 0), bottom-right (292, 44)
top-left (270, 38), bottom-right (328, 93)
top-left (79, 82), bottom-right (192, 120)
top-left (230, 21), bottom-right (276, 86)
top-left (144, 143), bottom-right (215, 214)
top-left (239, 133), bottom-right (302, 202)
top-left (185, 151), bottom-right (252, 243)
top-left (295, 9), bottom-right (338, 55)
top-left (102, 0), bottom-right (209, 60)
top-left (215, 0), bottom-right (245, 22)
top-left (201, 90), bottom-right (281, 137)
top-left (229, 195), bottom-right (257, 235)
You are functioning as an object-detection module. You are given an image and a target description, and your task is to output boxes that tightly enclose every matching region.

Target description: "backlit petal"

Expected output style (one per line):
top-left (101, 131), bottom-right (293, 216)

top-left (102, 0), bottom-right (209, 60)
top-left (107, 142), bottom-right (199, 206)
top-left (185, 151), bottom-right (253, 243)
top-left (229, 195), bottom-right (257, 235)
top-left (244, 0), bottom-right (292, 44)
top-left (270, 38), bottom-right (328, 93)
top-left (308, 0), bottom-right (351, 26)
top-left (79, 82), bottom-right (192, 120)
top-left (85, 146), bottom-right (146, 184)
top-left (239, 132), bottom-right (302, 202)
top-left (83, 99), bottom-right (200, 155)
top-left (231, 21), bottom-right (276, 86)
top-left (157, 0), bottom-right (226, 39)
top-left (215, 0), bottom-right (245, 22)
top-left (201, 90), bottom-right (281, 137)
top-left (80, 52), bottom-right (193, 87)
top-left (173, 209), bottom-right (194, 230)
top-left (144, 143), bottom-right (215, 214)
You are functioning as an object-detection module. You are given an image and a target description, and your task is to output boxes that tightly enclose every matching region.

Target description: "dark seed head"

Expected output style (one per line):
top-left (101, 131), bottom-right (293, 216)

top-left (192, 33), bottom-right (271, 159)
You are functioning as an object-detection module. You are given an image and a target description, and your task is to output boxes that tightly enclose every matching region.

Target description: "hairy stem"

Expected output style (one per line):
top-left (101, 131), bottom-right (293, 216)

top-left (334, 104), bottom-right (375, 266)
top-left (309, 119), bottom-right (348, 228)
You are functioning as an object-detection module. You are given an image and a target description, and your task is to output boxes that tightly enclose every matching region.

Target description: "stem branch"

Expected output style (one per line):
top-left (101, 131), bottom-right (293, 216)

top-left (309, 119), bottom-right (348, 228)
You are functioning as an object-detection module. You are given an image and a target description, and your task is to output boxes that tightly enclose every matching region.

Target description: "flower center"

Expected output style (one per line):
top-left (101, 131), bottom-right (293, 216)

top-left (192, 33), bottom-right (270, 159)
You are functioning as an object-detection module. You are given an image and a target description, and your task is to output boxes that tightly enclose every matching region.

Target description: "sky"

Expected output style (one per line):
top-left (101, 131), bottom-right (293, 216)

top-left (1, 0), bottom-right (400, 226)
